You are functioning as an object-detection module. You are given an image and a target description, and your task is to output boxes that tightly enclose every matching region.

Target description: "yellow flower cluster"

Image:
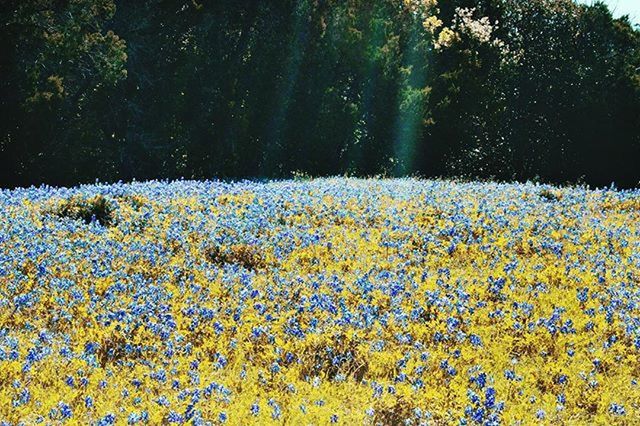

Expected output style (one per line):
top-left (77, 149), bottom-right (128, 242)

top-left (1, 178), bottom-right (639, 424)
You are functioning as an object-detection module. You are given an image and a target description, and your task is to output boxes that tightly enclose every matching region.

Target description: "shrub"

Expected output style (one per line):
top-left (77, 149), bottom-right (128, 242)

top-left (48, 195), bottom-right (116, 226)
top-left (539, 189), bottom-right (562, 202)
top-left (204, 243), bottom-right (266, 270)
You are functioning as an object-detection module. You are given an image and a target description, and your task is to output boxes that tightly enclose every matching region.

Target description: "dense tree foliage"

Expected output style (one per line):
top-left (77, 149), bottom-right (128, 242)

top-left (1, 0), bottom-right (639, 187)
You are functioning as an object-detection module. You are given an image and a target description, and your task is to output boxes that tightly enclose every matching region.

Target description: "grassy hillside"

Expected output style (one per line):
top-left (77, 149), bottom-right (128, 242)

top-left (1, 178), bottom-right (640, 423)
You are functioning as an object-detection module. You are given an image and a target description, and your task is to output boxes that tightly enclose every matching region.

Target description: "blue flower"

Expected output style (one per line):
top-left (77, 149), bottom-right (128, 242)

top-left (97, 414), bottom-right (116, 426)
top-left (59, 402), bottom-right (72, 419)
top-left (610, 403), bottom-right (626, 416)
top-left (251, 403), bottom-right (260, 416)
top-left (484, 387), bottom-right (496, 410)
top-left (167, 411), bottom-right (184, 423)
top-left (469, 334), bottom-right (482, 347)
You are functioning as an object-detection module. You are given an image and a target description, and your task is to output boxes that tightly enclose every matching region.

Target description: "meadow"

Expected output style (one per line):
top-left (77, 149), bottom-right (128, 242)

top-left (1, 178), bottom-right (640, 424)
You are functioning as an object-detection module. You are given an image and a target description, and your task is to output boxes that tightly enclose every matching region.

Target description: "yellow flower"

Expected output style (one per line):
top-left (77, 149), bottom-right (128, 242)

top-left (423, 15), bottom-right (443, 33)
top-left (435, 27), bottom-right (458, 49)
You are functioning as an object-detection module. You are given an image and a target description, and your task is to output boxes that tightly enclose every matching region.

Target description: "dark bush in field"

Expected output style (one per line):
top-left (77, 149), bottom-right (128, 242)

top-left (205, 244), bottom-right (267, 271)
top-left (48, 195), bottom-right (116, 226)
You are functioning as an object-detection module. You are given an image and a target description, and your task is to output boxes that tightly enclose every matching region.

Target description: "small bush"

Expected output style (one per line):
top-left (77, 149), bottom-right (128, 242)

top-left (374, 397), bottom-right (415, 425)
top-left (49, 195), bottom-right (116, 226)
top-left (205, 244), bottom-right (266, 270)
top-left (539, 189), bottom-right (562, 202)
top-left (292, 170), bottom-right (313, 181)
top-left (298, 344), bottom-right (368, 382)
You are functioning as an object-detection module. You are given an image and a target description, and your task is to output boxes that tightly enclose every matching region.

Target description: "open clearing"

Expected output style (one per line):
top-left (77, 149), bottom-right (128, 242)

top-left (1, 178), bottom-right (640, 424)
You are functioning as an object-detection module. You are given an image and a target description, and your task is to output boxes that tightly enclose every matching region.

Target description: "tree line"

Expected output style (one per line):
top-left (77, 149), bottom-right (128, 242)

top-left (1, 0), bottom-right (639, 188)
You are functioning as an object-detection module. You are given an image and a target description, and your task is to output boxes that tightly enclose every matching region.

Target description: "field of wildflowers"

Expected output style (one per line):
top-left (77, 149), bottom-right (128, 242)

top-left (1, 178), bottom-right (640, 424)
